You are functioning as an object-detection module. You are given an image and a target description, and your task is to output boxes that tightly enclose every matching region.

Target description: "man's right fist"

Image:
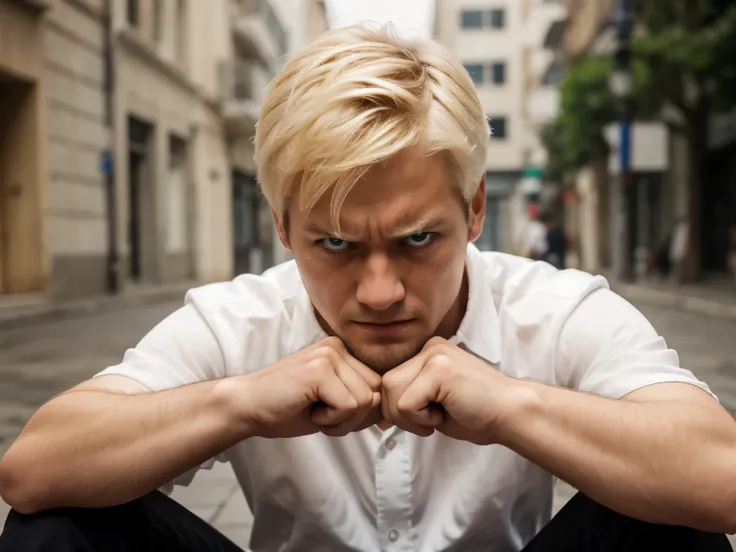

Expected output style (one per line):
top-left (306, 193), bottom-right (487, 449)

top-left (237, 337), bottom-right (382, 438)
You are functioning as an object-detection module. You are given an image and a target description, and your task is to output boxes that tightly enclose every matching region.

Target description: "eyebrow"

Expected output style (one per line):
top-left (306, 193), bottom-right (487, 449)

top-left (304, 217), bottom-right (449, 241)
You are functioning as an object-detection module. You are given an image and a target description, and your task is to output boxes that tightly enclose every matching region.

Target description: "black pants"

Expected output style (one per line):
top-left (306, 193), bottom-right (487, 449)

top-left (0, 491), bottom-right (732, 551)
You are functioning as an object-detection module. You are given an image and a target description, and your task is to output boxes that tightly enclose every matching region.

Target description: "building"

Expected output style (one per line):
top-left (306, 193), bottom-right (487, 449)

top-left (0, 0), bottom-right (50, 301)
top-left (265, 0), bottom-right (329, 266)
top-left (560, 0), bottom-right (673, 277)
top-left (435, 0), bottom-right (525, 254)
top-left (111, 0), bottom-right (220, 290)
top-left (0, 0), bottom-right (112, 303)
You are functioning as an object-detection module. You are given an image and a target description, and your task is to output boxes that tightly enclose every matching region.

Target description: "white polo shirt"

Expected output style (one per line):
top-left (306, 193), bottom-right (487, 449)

top-left (98, 244), bottom-right (714, 552)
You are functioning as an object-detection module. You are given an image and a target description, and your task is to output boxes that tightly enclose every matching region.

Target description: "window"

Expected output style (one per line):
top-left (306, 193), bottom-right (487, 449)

top-left (490, 9), bottom-right (505, 29)
top-left (488, 117), bottom-right (507, 139)
top-left (461, 8), bottom-right (505, 30)
top-left (127, 0), bottom-right (139, 27)
top-left (461, 10), bottom-right (484, 28)
top-left (463, 63), bottom-right (484, 84)
top-left (463, 62), bottom-right (507, 85)
top-left (166, 137), bottom-right (189, 254)
top-left (491, 62), bottom-right (506, 84)
top-left (543, 63), bottom-right (565, 86)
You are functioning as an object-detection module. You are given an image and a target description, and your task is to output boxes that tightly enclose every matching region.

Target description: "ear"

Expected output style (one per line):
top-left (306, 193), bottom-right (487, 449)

top-left (468, 175), bottom-right (486, 243)
top-left (271, 208), bottom-right (291, 250)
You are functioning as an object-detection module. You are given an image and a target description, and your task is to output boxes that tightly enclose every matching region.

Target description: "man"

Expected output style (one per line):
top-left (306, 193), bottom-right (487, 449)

top-left (519, 204), bottom-right (547, 261)
top-left (1, 25), bottom-right (735, 552)
top-left (538, 209), bottom-right (566, 270)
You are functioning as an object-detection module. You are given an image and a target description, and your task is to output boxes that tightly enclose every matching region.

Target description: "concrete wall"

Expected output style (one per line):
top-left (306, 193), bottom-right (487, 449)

top-left (111, 0), bottom-right (235, 286)
top-left (44, 0), bottom-right (110, 300)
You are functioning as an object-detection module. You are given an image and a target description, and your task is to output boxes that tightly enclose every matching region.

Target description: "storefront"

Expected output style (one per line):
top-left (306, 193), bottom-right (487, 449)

top-left (0, 1), bottom-right (49, 296)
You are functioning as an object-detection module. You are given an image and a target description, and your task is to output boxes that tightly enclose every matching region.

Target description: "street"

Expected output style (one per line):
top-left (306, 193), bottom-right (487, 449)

top-left (1, 297), bottom-right (735, 548)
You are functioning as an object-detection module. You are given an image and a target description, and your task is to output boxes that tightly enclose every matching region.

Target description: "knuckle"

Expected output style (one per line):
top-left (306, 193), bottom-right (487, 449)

top-left (305, 356), bottom-right (332, 376)
top-left (425, 336), bottom-right (447, 350)
top-left (426, 354), bottom-right (453, 374)
top-left (313, 345), bottom-right (340, 365)
top-left (323, 336), bottom-right (345, 351)
top-left (396, 396), bottom-right (413, 416)
top-left (382, 371), bottom-right (399, 389)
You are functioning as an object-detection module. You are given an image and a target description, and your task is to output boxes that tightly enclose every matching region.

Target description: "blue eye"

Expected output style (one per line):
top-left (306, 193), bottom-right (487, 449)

top-left (405, 232), bottom-right (434, 247)
top-left (320, 237), bottom-right (350, 251)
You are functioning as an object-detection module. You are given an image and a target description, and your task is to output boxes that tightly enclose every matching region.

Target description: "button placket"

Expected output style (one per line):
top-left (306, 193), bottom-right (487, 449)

top-left (375, 430), bottom-right (415, 551)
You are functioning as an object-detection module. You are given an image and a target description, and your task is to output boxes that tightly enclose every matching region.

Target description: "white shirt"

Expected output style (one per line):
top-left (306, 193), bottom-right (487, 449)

top-left (98, 244), bottom-right (714, 552)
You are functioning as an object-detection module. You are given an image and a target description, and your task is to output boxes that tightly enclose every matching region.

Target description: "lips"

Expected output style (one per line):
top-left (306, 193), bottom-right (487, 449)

top-left (352, 319), bottom-right (416, 337)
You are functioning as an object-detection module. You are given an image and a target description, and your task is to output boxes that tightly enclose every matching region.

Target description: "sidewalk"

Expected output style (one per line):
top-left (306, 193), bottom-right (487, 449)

top-left (0, 281), bottom-right (195, 332)
top-left (610, 277), bottom-right (736, 323)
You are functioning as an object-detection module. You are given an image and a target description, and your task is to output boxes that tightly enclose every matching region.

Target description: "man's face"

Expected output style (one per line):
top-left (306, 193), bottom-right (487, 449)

top-left (279, 148), bottom-right (485, 373)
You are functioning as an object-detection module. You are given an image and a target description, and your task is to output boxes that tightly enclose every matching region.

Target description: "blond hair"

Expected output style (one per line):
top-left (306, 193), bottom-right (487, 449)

top-left (254, 24), bottom-right (489, 228)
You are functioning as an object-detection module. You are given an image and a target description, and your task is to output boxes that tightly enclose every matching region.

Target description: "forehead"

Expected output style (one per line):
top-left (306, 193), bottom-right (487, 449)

top-left (295, 150), bottom-right (463, 233)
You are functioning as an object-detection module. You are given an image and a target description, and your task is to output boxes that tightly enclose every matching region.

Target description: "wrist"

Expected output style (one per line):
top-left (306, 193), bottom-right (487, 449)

top-left (211, 376), bottom-right (258, 440)
top-left (494, 377), bottom-right (544, 447)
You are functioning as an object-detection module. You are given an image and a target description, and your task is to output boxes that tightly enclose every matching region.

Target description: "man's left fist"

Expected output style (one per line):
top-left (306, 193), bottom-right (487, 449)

top-left (381, 337), bottom-right (518, 445)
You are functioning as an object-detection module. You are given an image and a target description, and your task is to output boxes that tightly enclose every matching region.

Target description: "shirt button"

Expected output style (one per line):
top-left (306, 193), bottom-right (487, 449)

top-left (385, 438), bottom-right (396, 451)
top-left (388, 528), bottom-right (399, 542)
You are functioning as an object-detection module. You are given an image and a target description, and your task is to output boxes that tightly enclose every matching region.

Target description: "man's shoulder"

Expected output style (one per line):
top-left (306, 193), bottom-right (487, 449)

top-left (475, 251), bottom-right (609, 304)
top-left (184, 260), bottom-right (305, 323)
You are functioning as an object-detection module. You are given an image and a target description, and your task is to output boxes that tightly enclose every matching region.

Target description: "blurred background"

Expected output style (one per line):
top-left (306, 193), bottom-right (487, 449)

top-left (1, 0), bottom-right (735, 309)
top-left (1, 0), bottom-right (736, 545)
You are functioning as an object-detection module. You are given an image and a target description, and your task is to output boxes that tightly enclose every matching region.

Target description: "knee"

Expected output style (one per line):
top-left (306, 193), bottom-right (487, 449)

top-left (0, 508), bottom-right (83, 550)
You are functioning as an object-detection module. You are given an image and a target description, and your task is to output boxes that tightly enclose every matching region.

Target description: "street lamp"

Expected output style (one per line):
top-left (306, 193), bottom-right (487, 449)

top-left (610, 0), bottom-right (633, 282)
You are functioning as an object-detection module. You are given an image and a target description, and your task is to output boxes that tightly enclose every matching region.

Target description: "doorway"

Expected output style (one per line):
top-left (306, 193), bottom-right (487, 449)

top-left (232, 171), bottom-right (259, 275)
top-left (127, 117), bottom-right (153, 282)
top-left (0, 73), bottom-right (44, 295)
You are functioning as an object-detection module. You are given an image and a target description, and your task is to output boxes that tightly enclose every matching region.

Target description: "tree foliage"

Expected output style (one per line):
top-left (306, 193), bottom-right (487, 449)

top-left (542, 0), bottom-right (736, 181)
top-left (541, 55), bottom-right (650, 182)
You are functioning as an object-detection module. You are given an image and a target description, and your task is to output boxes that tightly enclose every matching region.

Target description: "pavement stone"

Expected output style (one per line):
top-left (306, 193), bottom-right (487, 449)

top-left (0, 297), bottom-right (735, 548)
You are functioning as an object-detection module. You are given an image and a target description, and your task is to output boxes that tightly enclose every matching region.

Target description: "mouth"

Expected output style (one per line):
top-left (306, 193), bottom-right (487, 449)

top-left (352, 319), bottom-right (416, 336)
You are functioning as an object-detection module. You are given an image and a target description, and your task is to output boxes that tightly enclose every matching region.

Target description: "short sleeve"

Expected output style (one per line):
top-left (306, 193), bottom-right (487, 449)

top-left (95, 301), bottom-right (227, 391)
top-left (555, 288), bottom-right (716, 400)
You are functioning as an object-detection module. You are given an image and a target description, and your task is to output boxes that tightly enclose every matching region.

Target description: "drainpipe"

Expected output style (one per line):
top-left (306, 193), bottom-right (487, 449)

top-left (103, 0), bottom-right (120, 293)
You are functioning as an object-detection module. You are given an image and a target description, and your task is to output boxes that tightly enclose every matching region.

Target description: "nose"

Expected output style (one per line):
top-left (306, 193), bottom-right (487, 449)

top-left (356, 252), bottom-right (405, 311)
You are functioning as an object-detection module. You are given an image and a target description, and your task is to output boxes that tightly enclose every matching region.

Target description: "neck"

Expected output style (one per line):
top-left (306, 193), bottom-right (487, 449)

top-left (434, 267), bottom-right (469, 340)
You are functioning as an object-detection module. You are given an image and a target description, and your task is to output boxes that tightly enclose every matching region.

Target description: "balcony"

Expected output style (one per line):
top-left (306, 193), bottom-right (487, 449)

top-left (231, 0), bottom-right (288, 64)
top-left (523, 0), bottom-right (566, 49)
top-left (220, 59), bottom-right (273, 135)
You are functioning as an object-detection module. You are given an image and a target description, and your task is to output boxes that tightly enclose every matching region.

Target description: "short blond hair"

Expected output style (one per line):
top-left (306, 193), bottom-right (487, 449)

top-left (254, 24), bottom-right (489, 227)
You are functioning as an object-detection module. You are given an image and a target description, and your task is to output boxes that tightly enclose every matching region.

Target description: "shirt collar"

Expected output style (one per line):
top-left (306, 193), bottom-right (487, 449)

top-left (289, 243), bottom-right (502, 366)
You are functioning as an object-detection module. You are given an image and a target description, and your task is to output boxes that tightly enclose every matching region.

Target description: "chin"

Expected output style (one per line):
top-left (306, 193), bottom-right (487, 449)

top-left (345, 341), bottom-right (425, 374)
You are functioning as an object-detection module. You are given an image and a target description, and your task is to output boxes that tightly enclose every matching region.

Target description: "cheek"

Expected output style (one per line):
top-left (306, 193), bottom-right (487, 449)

top-left (294, 255), bottom-right (352, 318)
top-left (406, 242), bottom-right (466, 303)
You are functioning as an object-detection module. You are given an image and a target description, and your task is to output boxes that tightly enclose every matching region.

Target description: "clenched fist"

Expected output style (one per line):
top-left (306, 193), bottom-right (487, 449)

top-left (239, 337), bottom-right (383, 438)
top-left (381, 337), bottom-right (518, 445)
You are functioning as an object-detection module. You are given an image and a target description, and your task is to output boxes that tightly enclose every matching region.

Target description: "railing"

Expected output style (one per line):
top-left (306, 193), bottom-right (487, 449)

top-left (233, 0), bottom-right (288, 57)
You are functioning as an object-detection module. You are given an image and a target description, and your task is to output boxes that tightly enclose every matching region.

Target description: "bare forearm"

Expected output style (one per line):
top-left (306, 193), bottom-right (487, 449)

top-left (498, 380), bottom-right (736, 531)
top-left (0, 378), bottom-right (247, 512)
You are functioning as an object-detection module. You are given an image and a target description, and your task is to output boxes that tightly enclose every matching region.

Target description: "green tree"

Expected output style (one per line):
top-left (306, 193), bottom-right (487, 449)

top-left (540, 56), bottom-right (649, 183)
top-left (633, 0), bottom-right (736, 278)
top-left (542, 0), bottom-right (736, 278)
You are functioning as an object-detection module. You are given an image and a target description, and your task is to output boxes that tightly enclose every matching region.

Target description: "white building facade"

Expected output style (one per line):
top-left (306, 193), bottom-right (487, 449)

top-left (435, 0), bottom-right (526, 254)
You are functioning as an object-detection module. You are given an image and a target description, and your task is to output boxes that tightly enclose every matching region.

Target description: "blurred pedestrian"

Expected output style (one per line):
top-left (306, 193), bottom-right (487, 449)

top-left (520, 203), bottom-right (548, 261)
top-left (539, 209), bottom-right (566, 270)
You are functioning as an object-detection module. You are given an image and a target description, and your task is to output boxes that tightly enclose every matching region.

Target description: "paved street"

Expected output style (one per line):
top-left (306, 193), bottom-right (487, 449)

top-left (0, 296), bottom-right (735, 548)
